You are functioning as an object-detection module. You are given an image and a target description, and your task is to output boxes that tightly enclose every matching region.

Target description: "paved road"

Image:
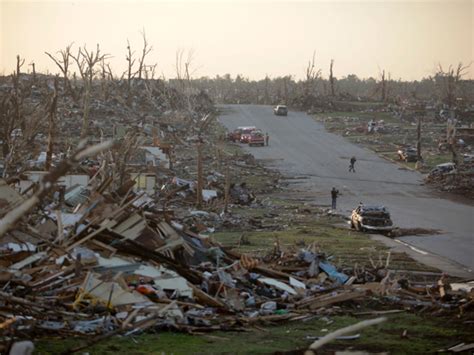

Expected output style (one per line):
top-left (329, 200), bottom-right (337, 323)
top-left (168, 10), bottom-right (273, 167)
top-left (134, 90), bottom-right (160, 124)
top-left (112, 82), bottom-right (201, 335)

top-left (218, 104), bottom-right (474, 272)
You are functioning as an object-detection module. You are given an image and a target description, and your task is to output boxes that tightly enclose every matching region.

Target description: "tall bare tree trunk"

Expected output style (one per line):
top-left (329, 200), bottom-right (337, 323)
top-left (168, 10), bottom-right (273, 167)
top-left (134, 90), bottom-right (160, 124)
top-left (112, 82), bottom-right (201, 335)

top-left (381, 70), bottom-right (386, 102)
top-left (80, 81), bottom-right (91, 140)
top-left (196, 140), bottom-right (203, 208)
top-left (329, 59), bottom-right (335, 97)
top-left (45, 77), bottom-right (59, 171)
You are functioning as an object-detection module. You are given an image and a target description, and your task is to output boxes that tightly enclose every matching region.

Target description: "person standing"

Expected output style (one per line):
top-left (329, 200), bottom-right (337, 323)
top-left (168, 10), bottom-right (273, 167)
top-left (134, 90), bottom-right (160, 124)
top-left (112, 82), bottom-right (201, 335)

top-left (349, 156), bottom-right (356, 172)
top-left (265, 132), bottom-right (269, 146)
top-left (331, 187), bottom-right (339, 210)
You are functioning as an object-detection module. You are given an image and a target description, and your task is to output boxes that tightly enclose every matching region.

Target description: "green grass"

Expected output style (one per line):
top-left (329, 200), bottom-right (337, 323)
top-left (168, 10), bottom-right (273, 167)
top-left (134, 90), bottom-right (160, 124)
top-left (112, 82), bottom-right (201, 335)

top-left (424, 153), bottom-right (452, 169)
top-left (36, 312), bottom-right (473, 354)
top-left (213, 209), bottom-right (438, 273)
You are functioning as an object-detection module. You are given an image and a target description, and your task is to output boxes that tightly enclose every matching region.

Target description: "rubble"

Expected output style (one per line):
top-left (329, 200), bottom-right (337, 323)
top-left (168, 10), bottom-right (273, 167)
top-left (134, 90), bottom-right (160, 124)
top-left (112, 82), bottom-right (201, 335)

top-left (0, 71), bottom-right (472, 353)
top-left (0, 157), bottom-right (472, 352)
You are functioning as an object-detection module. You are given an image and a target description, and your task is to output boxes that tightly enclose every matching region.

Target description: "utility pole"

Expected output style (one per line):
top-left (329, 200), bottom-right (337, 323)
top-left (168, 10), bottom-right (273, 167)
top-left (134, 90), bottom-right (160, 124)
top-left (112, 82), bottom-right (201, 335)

top-left (414, 106), bottom-right (425, 170)
top-left (447, 112), bottom-right (458, 166)
top-left (416, 116), bottom-right (422, 161)
top-left (224, 162), bottom-right (230, 213)
top-left (45, 77), bottom-right (58, 172)
top-left (196, 138), bottom-right (203, 208)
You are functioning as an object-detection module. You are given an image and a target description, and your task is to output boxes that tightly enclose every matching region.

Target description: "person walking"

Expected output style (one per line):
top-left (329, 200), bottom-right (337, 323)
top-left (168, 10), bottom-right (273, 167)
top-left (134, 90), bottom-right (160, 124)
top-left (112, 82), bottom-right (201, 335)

top-left (349, 156), bottom-right (356, 172)
top-left (331, 187), bottom-right (339, 210)
top-left (265, 132), bottom-right (269, 146)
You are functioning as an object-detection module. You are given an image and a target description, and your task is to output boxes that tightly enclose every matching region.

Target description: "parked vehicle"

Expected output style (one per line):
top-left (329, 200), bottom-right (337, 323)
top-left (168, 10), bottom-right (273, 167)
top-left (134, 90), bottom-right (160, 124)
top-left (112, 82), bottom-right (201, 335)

top-left (462, 154), bottom-right (474, 164)
top-left (248, 131), bottom-right (265, 147)
top-left (239, 126), bottom-right (257, 143)
top-left (428, 162), bottom-right (456, 177)
top-left (273, 105), bottom-right (288, 116)
top-left (350, 205), bottom-right (394, 234)
top-left (397, 147), bottom-right (418, 162)
top-left (228, 128), bottom-right (243, 142)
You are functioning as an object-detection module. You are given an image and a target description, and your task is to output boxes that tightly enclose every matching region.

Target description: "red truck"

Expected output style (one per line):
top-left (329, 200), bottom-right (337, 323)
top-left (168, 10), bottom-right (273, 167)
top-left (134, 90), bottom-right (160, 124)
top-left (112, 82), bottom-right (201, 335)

top-left (248, 130), bottom-right (265, 147)
top-left (228, 126), bottom-right (257, 143)
top-left (239, 126), bottom-right (257, 143)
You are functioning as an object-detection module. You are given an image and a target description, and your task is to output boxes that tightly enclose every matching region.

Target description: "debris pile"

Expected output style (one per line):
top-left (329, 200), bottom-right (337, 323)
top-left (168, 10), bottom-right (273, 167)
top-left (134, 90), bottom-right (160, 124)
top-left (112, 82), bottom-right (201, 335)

top-left (0, 165), bottom-right (472, 350)
top-left (425, 163), bottom-right (474, 198)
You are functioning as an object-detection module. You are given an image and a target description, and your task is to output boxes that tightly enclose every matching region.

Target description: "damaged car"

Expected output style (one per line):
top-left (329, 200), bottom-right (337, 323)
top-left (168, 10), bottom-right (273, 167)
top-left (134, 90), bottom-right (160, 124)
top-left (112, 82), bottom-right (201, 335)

top-left (397, 147), bottom-right (418, 162)
top-left (350, 205), bottom-right (394, 234)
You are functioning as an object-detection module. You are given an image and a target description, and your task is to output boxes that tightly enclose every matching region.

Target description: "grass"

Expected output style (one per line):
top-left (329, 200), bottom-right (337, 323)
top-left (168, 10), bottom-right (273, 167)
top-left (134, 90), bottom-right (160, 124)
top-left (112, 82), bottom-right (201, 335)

top-left (424, 153), bottom-right (452, 168)
top-left (36, 312), bottom-right (473, 354)
top-left (213, 210), bottom-right (439, 273)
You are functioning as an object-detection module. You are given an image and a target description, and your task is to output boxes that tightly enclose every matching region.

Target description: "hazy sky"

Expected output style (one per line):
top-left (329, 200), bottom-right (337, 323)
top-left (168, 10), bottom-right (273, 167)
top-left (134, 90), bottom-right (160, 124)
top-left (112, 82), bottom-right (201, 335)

top-left (1, 0), bottom-right (473, 80)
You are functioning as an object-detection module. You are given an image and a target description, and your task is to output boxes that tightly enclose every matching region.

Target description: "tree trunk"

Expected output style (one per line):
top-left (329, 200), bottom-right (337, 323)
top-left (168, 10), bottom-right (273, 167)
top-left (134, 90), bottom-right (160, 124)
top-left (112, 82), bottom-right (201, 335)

top-left (45, 78), bottom-right (59, 171)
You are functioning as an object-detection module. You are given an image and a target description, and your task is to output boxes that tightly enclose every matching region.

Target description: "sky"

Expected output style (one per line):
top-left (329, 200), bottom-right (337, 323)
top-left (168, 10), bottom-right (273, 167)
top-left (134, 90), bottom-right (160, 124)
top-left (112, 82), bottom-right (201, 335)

top-left (0, 0), bottom-right (473, 80)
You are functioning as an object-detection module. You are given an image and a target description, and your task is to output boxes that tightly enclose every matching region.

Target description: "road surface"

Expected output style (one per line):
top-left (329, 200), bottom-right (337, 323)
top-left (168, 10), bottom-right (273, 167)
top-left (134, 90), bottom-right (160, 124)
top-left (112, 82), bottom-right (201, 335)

top-left (218, 104), bottom-right (474, 272)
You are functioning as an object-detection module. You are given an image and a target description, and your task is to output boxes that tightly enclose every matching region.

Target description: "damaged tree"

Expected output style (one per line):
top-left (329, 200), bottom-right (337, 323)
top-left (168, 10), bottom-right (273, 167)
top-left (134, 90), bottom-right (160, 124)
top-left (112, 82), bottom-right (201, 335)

top-left (303, 51), bottom-right (322, 99)
top-left (435, 63), bottom-right (471, 166)
top-left (175, 48), bottom-right (197, 111)
top-left (137, 30), bottom-right (153, 81)
top-left (329, 59), bottom-right (336, 97)
top-left (71, 44), bottom-right (110, 140)
top-left (124, 39), bottom-right (136, 101)
top-left (45, 44), bottom-right (76, 100)
top-left (435, 62), bottom-right (470, 109)
top-left (45, 77), bottom-right (59, 171)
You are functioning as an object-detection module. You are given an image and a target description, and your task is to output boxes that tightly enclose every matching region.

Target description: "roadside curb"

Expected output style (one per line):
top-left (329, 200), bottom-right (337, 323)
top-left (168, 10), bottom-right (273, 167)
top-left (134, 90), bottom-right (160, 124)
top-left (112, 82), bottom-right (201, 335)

top-left (369, 147), bottom-right (419, 173)
top-left (369, 234), bottom-right (474, 279)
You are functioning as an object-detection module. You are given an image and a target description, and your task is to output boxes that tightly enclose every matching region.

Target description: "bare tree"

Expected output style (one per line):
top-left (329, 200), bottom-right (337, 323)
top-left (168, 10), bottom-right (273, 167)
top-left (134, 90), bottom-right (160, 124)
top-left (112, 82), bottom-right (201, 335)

top-left (304, 51), bottom-right (322, 98)
top-left (175, 49), bottom-right (197, 110)
top-left (0, 92), bottom-right (16, 159)
top-left (12, 56), bottom-right (25, 131)
top-left (45, 77), bottom-right (59, 171)
top-left (124, 40), bottom-right (136, 99)
top-left (380, 69), bottom-right (387, 102)
top-left (29, 61), bottom-right (36, 82)
top-left (45, 44), bottom-right (76, 98)
top-left (283, 75), bottom-right (291, 104)
top-left (435, 62), bottom-right (471, 108)
top-left (100, 58), bottom-right (114, 101)
top-left (137, 30), bottom-right (153, 80)
top-left (264, 75), bottom-right (270, 104)
top-left (16, 55), bottom-right (25, 76)
top-left (1, 56), bottom-right (45, 177)
top-left (70, 44), bottom-right (110, 139)
top-left (329, 59), bottom-right (335, 97)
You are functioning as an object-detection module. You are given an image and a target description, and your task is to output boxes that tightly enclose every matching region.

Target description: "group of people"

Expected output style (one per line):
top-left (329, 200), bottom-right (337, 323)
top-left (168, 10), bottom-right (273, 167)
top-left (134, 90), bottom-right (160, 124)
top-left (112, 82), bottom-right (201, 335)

top-left (330, 156), bottom-right (358, 210)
